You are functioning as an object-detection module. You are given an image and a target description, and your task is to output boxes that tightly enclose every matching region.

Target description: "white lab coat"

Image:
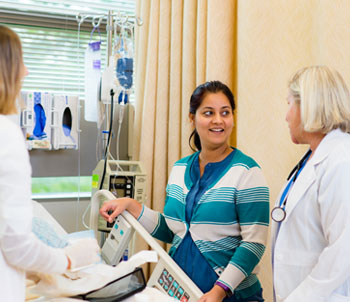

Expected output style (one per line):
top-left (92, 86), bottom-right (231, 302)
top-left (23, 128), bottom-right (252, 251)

top-left (271, 129), bottom-right (350, 302)
top-left (0, 115), bottom-right (67, 302)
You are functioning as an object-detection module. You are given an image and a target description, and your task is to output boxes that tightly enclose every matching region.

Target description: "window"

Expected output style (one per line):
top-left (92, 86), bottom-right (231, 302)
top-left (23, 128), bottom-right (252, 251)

top-left (32, 176), bottom-right (92, 198)
top-left (0, 0), bottom-right (136, 198)
top-left (0, 0), bottom-right (136, 98)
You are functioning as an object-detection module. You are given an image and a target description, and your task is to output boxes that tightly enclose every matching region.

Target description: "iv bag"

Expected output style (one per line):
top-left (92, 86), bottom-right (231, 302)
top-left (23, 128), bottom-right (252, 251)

top-left (116, 57), bottom-right (133, 89)
top-left (84, 41), bottom-right (101, 122)
top-left (113, 30), bottom-right (134, 103)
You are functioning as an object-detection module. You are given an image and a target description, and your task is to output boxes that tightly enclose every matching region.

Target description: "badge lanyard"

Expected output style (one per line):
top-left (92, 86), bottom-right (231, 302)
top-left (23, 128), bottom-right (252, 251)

top-left (271, 150), bottom-right (312, 222)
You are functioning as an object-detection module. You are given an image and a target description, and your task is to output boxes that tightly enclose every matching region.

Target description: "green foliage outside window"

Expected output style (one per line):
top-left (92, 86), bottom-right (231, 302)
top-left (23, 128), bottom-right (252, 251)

top-left (32, 176), bottom-right (92, 194)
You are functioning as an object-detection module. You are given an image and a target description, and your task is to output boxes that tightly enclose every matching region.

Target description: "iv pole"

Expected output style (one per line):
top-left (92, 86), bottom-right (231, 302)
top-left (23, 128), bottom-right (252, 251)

top-left (78, 10), bottom-right (142, 236)
top-left (76, 10), bottom-right (142, 159)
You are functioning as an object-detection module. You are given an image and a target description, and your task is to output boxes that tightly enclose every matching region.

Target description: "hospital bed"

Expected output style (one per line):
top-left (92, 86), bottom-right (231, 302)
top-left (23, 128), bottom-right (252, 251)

top-left (27, 191), bottom-right (203, 301)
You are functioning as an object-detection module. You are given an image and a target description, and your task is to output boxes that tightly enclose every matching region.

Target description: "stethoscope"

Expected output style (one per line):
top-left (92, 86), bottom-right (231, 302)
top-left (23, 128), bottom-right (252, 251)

top-left (271, 149), bottom-right (312, 222)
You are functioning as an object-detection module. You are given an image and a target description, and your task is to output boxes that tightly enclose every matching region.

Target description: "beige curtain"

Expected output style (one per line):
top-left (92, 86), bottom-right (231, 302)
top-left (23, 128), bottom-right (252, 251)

top-left (132, 0), bottom-right (236, 266)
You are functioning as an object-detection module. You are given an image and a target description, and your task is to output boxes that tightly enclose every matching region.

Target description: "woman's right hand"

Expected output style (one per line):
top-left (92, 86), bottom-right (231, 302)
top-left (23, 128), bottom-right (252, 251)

top-left (99, 198), bottom-right (142, 223)
top-left (65, 238), bottom-right (100, 271)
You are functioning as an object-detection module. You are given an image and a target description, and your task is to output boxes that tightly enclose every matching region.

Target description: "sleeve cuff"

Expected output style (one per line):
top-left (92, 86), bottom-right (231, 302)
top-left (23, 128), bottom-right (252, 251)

top-left (136, 205), bottom-right (159, 234)
top-left (217, 263), bottom-right (246, 293)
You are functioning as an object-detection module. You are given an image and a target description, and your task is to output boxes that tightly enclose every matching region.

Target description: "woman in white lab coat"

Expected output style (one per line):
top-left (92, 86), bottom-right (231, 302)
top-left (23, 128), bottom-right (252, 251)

top-left (0, 25), bottom-right (100, 301)
top-left (271, 65), bottom-right (350, 302)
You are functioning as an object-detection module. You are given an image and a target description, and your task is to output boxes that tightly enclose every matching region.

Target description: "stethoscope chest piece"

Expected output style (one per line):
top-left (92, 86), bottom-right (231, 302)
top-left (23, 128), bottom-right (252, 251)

top-left (271, 206), bottom-right (286, 222)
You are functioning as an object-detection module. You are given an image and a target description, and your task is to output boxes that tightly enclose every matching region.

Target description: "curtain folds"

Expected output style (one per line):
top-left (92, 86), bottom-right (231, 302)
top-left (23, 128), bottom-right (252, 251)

top-left (133, 0), bottom-right (236, 241)
top-left (132, 0), bottom-right (236, 276)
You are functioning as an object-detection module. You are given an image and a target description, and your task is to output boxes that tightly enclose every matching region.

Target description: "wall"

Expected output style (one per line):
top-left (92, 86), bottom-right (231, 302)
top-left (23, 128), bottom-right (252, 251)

top-left (31, 103), bottom-right (133, 247)
top-left (38, 198), bottom-right (90, 233)
top-left (235, 1), bottom-right (350, 300)
top-left (30, 102), bottom-right (132, 177)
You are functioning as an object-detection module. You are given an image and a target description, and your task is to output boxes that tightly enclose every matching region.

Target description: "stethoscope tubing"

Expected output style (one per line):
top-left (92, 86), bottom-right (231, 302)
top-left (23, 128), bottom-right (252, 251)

top-left (271, 149), bottom-right (312, 222)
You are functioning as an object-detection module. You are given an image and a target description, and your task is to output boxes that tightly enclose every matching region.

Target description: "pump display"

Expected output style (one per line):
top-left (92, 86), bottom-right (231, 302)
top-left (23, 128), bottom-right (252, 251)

top-left (91, 160), bottom-right (147, 233)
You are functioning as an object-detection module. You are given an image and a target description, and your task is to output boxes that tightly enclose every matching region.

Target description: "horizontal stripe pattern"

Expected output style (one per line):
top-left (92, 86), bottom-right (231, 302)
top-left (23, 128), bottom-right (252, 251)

top-left (229, 242), bottom-right (266, 276)
top-left (240, 242), bottom-right (266, 259)
top-left (190, 220), bottom-right (238, 225)
top-left (199, 187), bottom-right (237, 204)
top-left (196, 236), bottom-right (241, 253)
top-left (240, 221), bottom-right (269, 226)
top-left (137, 206), bottom-right (159, 234)
top-left (231, 163), bottom-right (251, 169)
top-left (151, 213), bottom-right (174, 244)
top-left (236, 187), bottom-right (269, 204)
top-left (172, 234), bottom-right (182, 249)
top-left (236, 274), bottom-right (259, 290)
top-left (166, 184), bottom-right (185, 204)
top-left (190, 223), bottom-right (242, 241)
top-left (173, 162), bottom-right (188, 167)
top-left (139, 148), bottom-right (269, 297)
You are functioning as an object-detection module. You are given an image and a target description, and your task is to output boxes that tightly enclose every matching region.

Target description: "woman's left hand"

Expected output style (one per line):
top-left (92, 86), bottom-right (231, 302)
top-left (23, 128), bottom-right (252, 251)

top-left (198, 285), bottom-right (227, 302)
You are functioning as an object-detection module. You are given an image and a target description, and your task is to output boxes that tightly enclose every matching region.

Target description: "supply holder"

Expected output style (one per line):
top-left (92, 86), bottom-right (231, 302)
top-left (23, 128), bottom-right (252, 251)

top-left (74, 267), bottom-right (146, 301)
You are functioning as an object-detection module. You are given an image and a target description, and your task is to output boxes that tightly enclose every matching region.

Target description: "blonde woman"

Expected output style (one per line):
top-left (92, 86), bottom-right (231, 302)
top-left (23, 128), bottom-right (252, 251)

top-left (271, 66), bottom-right (350, 302)
top-left (0, 25), bottom-right (100, 301)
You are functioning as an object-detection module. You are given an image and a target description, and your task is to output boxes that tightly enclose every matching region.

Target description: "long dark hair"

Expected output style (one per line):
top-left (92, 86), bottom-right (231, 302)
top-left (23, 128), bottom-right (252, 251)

top-left (189, 81), bottom-right (235, 151)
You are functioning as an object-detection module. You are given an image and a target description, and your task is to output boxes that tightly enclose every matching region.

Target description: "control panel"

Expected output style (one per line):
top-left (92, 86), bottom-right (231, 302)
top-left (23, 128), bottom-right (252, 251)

top-left (110, 175), bottom-right (134, 198)
top-left (101, 214), bottom-right (134, 265)
top-left (147, 256), bottom-right (201, 301)
top-left (157, 268), bottom-right (191, 301)
top-left (91, 190), bottom-right (203, 302)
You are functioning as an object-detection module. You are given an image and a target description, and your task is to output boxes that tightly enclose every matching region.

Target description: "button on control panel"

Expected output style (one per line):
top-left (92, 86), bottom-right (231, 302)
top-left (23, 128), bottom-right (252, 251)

top-left (158, 268), bottom-right (190, 301)
top-left (110, 176), bottom-right (134, 199)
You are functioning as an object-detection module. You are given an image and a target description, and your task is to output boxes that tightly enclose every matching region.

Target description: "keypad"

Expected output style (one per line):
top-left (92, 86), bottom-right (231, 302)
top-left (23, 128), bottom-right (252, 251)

top-left (157, 268), bottom-right (190, 301)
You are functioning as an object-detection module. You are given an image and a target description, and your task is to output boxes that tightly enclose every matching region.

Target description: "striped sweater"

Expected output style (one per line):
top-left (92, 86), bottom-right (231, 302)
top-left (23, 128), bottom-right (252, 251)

top-left (138, 148), bottom-right (270, 298)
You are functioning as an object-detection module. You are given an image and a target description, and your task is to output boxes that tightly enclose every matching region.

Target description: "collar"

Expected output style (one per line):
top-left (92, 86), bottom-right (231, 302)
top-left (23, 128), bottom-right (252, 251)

top-left (308, 129), bottom-right (348, 166)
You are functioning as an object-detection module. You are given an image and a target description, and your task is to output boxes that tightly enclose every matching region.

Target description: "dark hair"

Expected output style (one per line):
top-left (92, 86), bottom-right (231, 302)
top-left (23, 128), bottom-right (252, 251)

top-left (188, 80), bottom-right (235, 151)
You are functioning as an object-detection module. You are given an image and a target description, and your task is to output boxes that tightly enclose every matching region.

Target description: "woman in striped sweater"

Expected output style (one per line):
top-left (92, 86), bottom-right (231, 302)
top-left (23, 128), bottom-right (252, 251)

top-left (100, 81), bottom-right (270, 302)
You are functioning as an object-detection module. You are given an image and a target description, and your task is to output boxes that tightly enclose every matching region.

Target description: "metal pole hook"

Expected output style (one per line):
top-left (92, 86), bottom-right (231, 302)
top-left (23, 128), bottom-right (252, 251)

top-left (92, 16), bottom-right (103, 28)
top-left (76, 13), bottom-right (87, 25)
top-left (136, 17), bottom-right (143, 26)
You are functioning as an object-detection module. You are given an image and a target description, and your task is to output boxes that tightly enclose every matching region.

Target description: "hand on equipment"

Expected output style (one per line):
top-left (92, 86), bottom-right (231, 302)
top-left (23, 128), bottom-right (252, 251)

top-left (64, 238), bottom-right (100, 271)
top-left (99, 198), bottom-right (140, 223)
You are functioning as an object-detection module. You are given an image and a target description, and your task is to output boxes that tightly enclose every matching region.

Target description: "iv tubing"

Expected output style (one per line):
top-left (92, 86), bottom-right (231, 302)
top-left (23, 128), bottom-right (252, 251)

top-left (116, 100), bottom-right (125, 163)
top-left (99, 89), bottom-right (115, 190)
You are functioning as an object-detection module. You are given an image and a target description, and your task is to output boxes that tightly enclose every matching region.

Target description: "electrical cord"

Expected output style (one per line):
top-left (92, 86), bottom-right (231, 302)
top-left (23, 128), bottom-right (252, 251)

top-left (82, 89), bottom-right (115, 229)
top-left (99, 89), bottom-right (115, 190)
top-left (116, 97), bottom-right (125, 169)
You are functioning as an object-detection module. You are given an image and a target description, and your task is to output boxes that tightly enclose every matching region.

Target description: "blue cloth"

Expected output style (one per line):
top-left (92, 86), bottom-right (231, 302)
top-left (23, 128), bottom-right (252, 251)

top-left (33, 104), bottom-right (46, 138)
top-left (173, 151), bottom-right (235, 294)
top-left (32, 217), bottom-right (68, 248)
